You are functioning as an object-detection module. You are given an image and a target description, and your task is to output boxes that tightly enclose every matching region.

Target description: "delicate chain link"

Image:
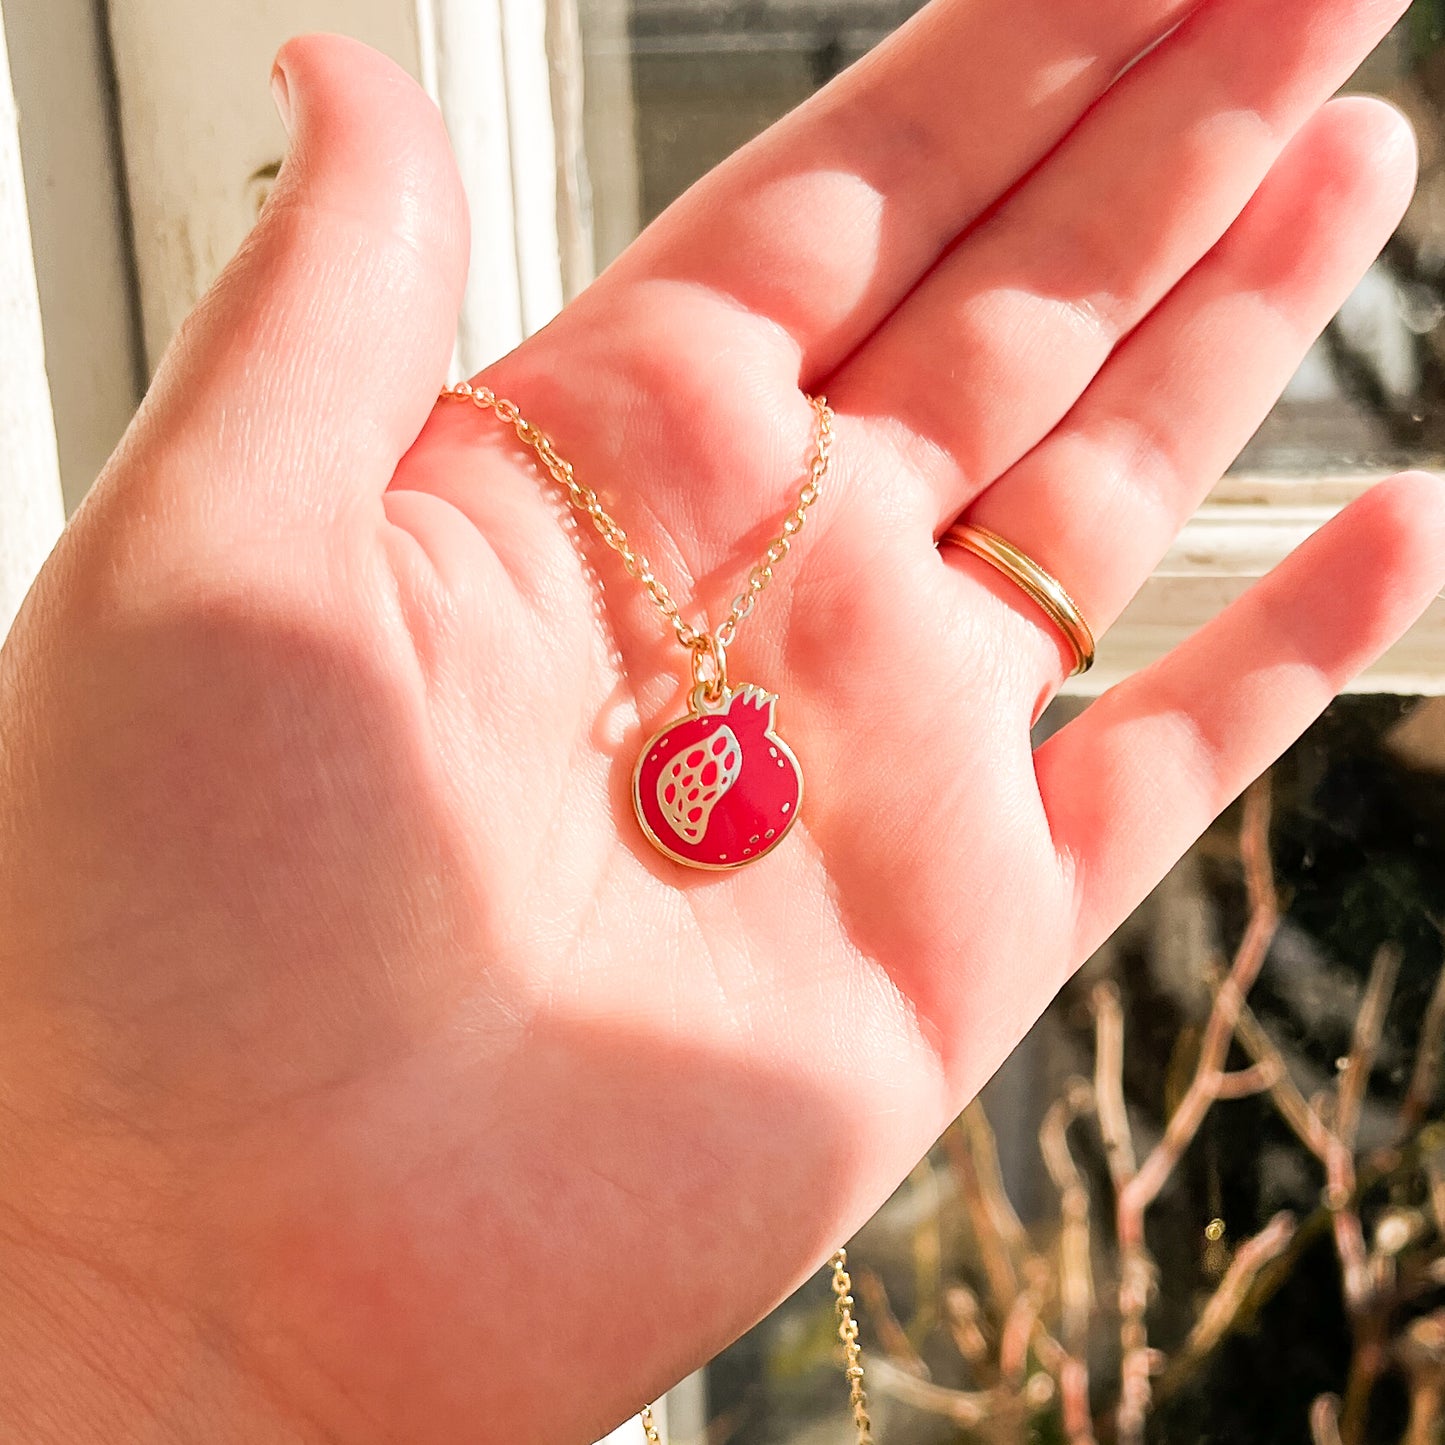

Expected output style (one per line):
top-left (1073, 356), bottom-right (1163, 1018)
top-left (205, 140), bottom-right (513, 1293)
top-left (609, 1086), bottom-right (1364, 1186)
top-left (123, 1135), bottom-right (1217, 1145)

top-left (715, 395), bottom-right (832, 650)
top-left (832, 1248), bottom-right (874, 1444)
top-left (440, 382), bottom-right (834, 666)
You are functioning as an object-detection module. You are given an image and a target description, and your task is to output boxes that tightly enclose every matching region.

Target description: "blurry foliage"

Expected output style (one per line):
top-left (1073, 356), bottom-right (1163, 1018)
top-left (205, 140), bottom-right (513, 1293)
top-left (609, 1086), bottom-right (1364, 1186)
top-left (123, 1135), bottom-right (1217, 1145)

top-left (705, 700), bottom-right (1445, 1444)
top-left (1412, 1), bottom-right (1445, 63)
top-left (616, 0), bottom-right (1445, 1433)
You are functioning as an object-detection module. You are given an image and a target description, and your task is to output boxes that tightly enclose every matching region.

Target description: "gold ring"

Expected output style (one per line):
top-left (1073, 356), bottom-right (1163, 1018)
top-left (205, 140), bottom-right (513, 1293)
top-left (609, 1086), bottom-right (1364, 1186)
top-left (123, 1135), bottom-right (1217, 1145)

top-left (941, 523), bottom-right (1096, 676)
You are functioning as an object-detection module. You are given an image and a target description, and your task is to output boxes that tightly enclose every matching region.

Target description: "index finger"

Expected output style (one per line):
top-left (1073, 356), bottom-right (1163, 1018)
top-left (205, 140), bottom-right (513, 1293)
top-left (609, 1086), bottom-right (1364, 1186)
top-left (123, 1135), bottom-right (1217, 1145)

top-left (606, 0), bottom-right (1199, 379)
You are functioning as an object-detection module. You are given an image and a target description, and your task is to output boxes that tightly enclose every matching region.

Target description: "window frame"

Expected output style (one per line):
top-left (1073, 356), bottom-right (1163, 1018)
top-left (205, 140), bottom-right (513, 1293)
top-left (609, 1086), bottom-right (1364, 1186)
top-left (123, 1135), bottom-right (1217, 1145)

top-left (11, 0), bottom-right (1442, 693)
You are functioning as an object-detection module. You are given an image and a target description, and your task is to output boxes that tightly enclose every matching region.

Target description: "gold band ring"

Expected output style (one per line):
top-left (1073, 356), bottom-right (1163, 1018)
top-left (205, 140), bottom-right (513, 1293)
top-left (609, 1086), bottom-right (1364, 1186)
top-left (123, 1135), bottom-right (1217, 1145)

top-left (941, 523), bottom-right (1096, 676)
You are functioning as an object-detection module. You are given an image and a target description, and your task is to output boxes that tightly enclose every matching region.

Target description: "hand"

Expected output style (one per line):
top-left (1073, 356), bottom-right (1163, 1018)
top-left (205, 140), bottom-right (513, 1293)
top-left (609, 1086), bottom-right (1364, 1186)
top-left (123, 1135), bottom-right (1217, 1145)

top-left (1, 4), bottom-right (1440, 1440)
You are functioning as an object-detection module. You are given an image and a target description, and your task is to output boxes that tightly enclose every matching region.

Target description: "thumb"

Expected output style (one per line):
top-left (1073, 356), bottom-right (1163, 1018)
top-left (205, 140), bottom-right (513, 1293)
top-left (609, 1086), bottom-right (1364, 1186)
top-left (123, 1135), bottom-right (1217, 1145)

top-left (100, 34), bottom-right (468, 530)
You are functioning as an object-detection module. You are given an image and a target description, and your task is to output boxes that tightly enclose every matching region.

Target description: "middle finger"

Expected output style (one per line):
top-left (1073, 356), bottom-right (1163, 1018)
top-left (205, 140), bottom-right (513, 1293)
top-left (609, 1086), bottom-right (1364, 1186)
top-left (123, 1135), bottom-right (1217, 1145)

top-left (831, 0), bottom-right (1408, 527)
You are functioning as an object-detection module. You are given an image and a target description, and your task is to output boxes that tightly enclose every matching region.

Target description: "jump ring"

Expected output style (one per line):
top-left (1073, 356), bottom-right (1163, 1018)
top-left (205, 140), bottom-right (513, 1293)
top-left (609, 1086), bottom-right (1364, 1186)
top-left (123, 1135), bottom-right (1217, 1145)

top-left (689, 632), bottom-right (729, 702)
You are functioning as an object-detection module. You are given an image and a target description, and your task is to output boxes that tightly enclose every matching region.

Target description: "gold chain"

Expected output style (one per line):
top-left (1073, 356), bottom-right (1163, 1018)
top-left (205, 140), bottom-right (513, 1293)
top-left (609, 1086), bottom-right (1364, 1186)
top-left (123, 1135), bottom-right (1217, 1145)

top-left (639, 1249), bottom-right (870, 1444)
top-left (440, 383), bottom-right (834, 686)
top-left (832, 1248), bottom-right (874, 1443)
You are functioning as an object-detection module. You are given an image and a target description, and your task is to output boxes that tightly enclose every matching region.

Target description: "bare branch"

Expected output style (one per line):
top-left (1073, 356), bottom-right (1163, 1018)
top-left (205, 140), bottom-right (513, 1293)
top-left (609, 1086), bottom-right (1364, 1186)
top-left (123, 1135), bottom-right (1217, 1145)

top-left (1398, 1311), bottom-right (1445, 1445)
top-left (999, 1285), bottom-right (1041, 1391)
top-left (1121, 785), bottom-right (1280, 1226)
top-left (1328, 945), bottom-right (1403, 1329)
top-left (908, 1157), bottom-right (943, 1339)
top-left (1229, 996), bottom-right (1334, 1159)
top-left (1114, 777), bottom-right (1278, 1445)
top-left (1403, 1372), bottom-right (1445, 1445)
top-left (1239, 774), bottom-right (1276, 917)
top-left (943, 1103), bottom-right (1028, 1314)
top-left (1059, 1355), bottom-right (1097, 1445)
top-left (1175, 1213), bottom-right (1296, 1370)
top-left (1115, 1245), bottom-right (1158, 1445)
top-left (1092, 982), bottom-right (1137, 1189)
top-left (1310, 1394), bottom-right (1344, 1445)
top-left (1213, 1060), bottom-right (1283, 1100)
top-left (1034, 1079), bottom-right (1099, 1444)
top-left (1339, 1313), bottom-right (1390, 1445)
top-left (1337, 945), bottom-right (1402, 1150)
top-left (1424, 1143), bottom-right (1445, 1240)
top-left (962, 1102), bottom-right (1031, 1257)
top-left (1040, 1080), bottom-right (1096, 1362)
top-left (864, 1355), bottom-right (1014, 1429)
top-left (1401, 944), bottom-right (1445, 1136)
top-left (857, 1268), bottom-right (928, 1378)
top-left (943, 1287), bottom-right (990, 1369)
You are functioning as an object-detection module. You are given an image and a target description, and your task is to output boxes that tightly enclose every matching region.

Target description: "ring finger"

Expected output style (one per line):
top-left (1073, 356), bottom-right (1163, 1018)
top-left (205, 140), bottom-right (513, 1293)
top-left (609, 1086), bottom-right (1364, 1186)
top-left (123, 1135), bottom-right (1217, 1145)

top-left (940, 97), bottom-right (1418, 695)
top-left (833, 0), bottom-right (1407, 526)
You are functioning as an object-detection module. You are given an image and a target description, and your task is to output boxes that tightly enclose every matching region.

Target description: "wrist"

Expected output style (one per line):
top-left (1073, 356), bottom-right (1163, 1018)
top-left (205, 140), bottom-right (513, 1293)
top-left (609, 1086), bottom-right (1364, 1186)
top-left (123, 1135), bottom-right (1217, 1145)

top-left (0, 1167), bottom-right (319, 1443)
top-left (0, 1213), bottom-right (266, 1442)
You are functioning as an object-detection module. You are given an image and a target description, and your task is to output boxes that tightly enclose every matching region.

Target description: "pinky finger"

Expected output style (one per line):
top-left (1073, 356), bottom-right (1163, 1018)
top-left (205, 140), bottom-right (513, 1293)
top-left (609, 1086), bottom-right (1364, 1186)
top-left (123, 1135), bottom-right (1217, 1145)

top-left (1035, 472), bottom-right (1445, 959)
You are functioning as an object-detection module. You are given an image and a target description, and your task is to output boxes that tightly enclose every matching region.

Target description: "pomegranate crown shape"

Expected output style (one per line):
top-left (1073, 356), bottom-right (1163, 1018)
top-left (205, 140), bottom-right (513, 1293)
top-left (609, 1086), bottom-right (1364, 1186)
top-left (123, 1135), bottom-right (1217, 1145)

top-left (723, 685), bottom-right (776, 733)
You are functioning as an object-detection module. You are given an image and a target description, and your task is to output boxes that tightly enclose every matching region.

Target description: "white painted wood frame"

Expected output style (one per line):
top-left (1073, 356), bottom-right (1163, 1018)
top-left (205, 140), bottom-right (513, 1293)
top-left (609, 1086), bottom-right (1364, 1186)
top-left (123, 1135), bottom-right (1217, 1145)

top-left (104, 0), bottom-right (570, 383)
top-left (1072, 474), bottom-right (1445, 697)
top-left (31, 0), bottom-right (1445, 694)
top-left (2, 0), bottom-right (141, 513)
top-left (0, 2), bottom-right (64, 639)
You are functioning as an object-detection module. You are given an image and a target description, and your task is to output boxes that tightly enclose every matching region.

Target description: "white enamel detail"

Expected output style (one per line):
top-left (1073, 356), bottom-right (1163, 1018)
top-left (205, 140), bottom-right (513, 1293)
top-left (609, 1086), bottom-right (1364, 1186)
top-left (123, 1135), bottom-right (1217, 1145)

top-left (656, 723), bottom-right (742, 844)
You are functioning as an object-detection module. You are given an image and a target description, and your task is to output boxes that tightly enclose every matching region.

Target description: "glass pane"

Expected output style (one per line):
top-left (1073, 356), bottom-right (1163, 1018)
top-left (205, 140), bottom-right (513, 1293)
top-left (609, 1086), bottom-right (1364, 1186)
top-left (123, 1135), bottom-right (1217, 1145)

top-left (692, 696), bottom-right (1445, 1442)
top-left (577, 2), bottom-right (1445, 476)
top-left (571, 4), bottom-right (1445, 1439)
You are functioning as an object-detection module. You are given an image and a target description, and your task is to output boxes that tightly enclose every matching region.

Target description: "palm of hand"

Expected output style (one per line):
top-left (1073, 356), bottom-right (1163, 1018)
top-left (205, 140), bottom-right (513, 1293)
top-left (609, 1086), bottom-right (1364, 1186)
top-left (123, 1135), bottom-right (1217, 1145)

top-left (2, 6), bottom-right (1443, 1442)
top-left (354, 306), bottom-right (1058, 1413)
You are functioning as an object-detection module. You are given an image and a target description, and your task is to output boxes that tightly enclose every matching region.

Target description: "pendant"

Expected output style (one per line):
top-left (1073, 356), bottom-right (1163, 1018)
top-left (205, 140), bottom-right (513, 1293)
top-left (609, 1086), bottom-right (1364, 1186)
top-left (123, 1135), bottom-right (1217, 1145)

top-left (632, 684), bottom-right (803, 870)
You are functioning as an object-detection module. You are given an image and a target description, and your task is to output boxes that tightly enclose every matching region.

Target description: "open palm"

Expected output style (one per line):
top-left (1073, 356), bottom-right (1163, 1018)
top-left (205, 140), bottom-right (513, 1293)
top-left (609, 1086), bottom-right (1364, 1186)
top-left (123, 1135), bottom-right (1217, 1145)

top-left (2, 2), bottom-right (1443, 1441)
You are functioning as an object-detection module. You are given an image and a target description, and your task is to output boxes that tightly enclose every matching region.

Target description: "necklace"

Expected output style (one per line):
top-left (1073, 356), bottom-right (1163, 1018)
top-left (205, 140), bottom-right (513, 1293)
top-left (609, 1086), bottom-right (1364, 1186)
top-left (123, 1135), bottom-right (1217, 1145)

top-left (443, 383), bottom-right (868, 1435)
top-left (442, 383), bottom-right (834, 872)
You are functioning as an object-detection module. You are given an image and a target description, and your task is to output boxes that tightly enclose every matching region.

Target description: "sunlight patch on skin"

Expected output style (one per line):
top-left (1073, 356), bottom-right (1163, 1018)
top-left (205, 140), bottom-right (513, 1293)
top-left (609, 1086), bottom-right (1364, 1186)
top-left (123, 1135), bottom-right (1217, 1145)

top-left (1022, 53), bottom-right (1101, 108)
top-left (689, 165), bottom-right (892, 332)
top-left (525, 794), bottom-right (946, 1128)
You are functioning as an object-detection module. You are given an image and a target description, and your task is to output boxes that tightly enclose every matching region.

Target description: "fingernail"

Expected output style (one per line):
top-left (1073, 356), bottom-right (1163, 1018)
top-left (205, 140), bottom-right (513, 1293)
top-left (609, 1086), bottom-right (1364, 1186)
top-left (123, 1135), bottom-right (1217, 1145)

top-left (270, 61), bottom-right (293, 136)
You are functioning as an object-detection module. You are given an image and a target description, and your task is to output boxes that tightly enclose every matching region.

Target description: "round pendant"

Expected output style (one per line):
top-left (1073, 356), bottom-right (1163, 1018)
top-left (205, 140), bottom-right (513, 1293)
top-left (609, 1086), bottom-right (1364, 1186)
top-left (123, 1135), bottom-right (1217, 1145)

top-left (632, 684), bottom-right (803, 870)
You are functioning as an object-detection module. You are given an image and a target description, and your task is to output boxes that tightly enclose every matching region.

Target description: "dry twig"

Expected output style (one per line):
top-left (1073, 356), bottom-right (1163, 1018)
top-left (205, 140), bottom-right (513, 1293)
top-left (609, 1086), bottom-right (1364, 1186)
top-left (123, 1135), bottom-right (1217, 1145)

top-left (1173, 1211), bottom-right (1296, 1373)
top-left (1229, 994), bottom-right (1334, 1158)
top-left (1337, 944), bottom-right (1402, 1152)
top-left (1212, 1060), bottom-right (1283, 1099)
top-left (1401, 943), bottom-right (1445, 1136)
top-left (943, 1104), bottom-right (1028, 1314)
top-left (943, 1286), bottom-right (990, 1370)
top-left (1310, 1394), bottom-right (1345, 1445)
top-left (1334, 946), bottom-right (1403, 1445)
top-left (1113, 778), bottom-right (1279, 1445)
top-left (1040, 1080), bottom-right (1097, 1368)
top-left (864, 1355), bottom-right (1004, 1429)
top-left (1398, 1310), bottom-right (1445, 1445)
top-left (1039, 1078), bottom-right (1100, 1445)
top-left (1093, 983), bottom-right (1137, 1190)
top-left (907, 1157), bottom-right (943, 1340)
top-left (857, 1268), bottom-right (928, 1378)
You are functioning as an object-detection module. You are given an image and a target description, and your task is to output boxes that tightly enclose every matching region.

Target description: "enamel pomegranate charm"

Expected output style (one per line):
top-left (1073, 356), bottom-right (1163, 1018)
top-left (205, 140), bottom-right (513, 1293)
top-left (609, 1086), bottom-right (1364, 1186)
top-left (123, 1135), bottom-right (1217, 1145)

top-left (633, 685), bottom-right (802, 870)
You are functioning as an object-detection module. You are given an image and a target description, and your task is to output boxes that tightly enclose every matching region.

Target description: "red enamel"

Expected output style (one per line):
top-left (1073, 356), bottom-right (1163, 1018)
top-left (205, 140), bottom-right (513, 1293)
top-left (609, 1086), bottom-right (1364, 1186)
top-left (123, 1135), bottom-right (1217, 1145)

top-left (633, 686), bottom-right (802, 869)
